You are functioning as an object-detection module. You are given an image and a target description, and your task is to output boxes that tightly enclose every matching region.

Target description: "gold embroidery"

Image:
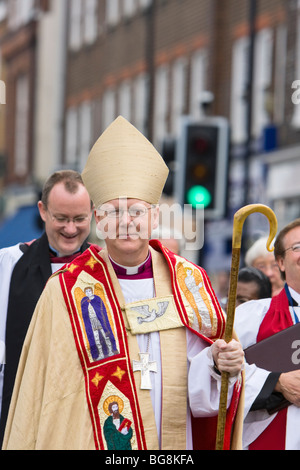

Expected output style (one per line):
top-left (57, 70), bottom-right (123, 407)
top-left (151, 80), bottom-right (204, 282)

top-left (103, 395), bottom-right (124, 415)
top-left (85, 256), bottom-right (98, 270)
top-left (98, 382), bottom-right (138, 450)
top-left (112, 366), bottom-right (126, 381)
top-left (92, 372), bottom-right (104, 387)
top-left (68, 264), bottom-right (79, 273)
top-left (177, 261), bottom-right (217, 337)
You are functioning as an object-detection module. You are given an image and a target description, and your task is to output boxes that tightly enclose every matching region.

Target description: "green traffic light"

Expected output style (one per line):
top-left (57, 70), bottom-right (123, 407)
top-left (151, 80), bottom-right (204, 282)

top-left (186, 185), bottom-right (212, 208)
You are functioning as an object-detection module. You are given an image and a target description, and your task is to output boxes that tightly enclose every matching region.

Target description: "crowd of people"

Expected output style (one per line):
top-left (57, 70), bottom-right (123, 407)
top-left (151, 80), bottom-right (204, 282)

top-left (0, 116), bottom-right (298, 450)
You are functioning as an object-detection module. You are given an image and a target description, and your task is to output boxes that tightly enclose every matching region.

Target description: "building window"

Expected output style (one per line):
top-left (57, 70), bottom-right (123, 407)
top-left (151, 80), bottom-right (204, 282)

top-left (106, 0), bottom-right (120, 27)
top-left (65, 107), bottom-right (78, 166)
top-left (118, 80), bottom-right (132, 121)
top-left (123, 0), bottom-right (137, 19)
top-left (154, 65), bottom-right (169, 145)
top-left (292, 13), bottom-right (300, 129)
top-left (189, 49), bottom-right (207, 119)
top-left (66, 102), bottom-right (94, 169)
top-left (8, 0), bottom-right (34, 30)
top-left (84, 0), bottom-right (98, 45)
top-left (133, 73), bottom-right (148, 135)
top-left (171, 57), bottom-right (187, 136)
top-left (252, 28), bottom-right (273, 138)
top-left (230, 36), bottom-right (249, 144)
top-left (138, 0), bottom-right (152, 10)
top-left (78, 101), bottom-right (92, 170)
top-left (274, 25), bottom-right (287, 125)
top-left (0, 0), bottom-right (7, 22)
top-left (14, 75), bottom-right (29, 177)
top-left (102, 88), bottom-right (116, 130)
top-left (69, 0), bottom-right (98, 51)
top-left (92, 98), bottom-right (103, 142)
top-left (69, 0), bottom-right (82, 50)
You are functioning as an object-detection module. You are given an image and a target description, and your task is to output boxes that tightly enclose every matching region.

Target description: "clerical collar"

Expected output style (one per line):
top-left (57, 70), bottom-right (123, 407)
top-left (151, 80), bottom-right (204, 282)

top-left (49, 245), bottom-right (58, 257)
top-left (49, 245), bottom-right (81, 263)
top-left (287, 285), bottom-right (300, 307)
top-left (109, 253), bottom-right (153, 279)
top-left (285, 284), bottom-right (300, 324)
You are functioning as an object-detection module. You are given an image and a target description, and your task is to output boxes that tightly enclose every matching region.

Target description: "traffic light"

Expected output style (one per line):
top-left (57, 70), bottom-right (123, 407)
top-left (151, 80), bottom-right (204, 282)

top-left (175, 117), bottom-right (229, 219)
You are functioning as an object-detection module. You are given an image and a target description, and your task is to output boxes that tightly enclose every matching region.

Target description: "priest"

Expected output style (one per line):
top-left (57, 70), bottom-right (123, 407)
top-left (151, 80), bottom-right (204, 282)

top-left (234, 219), bottom-right (300, 449)
top-left (2, 117), bottom-right (244, 450)
top-left (0, 170), bottom-right (94, 445)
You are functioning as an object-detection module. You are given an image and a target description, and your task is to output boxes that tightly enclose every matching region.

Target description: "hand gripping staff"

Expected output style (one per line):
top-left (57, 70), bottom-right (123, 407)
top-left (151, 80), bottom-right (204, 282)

top-left (215, 204), bottom-right (278, 450)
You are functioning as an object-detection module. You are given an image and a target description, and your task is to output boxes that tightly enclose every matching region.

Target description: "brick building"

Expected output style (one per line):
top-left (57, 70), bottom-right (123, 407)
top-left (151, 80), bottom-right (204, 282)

top-left (63, 0), bottom-right (295, 153)
top-left (1, 0), bottom-right (300, 269)
top-left (0, 0), bottom-right (50, 212)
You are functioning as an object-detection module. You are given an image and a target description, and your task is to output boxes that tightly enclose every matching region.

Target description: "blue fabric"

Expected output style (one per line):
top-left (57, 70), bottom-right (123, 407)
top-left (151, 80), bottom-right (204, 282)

top-left (81, 294), bottom-right (118, 360)
top-left (0, 206), bottom-right (43, 249)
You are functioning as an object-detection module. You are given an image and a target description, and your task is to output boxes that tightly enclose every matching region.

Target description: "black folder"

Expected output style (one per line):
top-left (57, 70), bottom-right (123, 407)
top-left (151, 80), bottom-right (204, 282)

top-left (244, 322), bottom-right (300, 372)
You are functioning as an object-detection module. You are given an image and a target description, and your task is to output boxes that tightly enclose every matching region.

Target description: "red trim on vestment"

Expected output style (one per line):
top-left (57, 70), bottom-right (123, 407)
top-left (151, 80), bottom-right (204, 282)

top-left (60, 247), bottom-right (147, 450)
top-left (250, 288), bottom-right (292, 450)
top-left (60, 242), bottom-right (242, 450)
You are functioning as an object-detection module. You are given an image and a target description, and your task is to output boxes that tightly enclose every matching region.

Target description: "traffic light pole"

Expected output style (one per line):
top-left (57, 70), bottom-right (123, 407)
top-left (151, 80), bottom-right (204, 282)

top-left (174, 115), bottom-right (229, 220)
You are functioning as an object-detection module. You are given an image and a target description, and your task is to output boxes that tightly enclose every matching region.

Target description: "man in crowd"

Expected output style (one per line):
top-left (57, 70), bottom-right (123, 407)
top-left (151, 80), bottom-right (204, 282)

top-left (235, 219), bottom-right (300, 449)
top-left (2, 117), bottom-right (244, 450)
top-left (0, 170), bottom-right (93, 445)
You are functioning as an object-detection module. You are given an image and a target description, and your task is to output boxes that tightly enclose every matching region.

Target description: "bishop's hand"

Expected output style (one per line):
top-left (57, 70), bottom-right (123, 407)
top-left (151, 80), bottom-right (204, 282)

top-left (211, 339), bottom-right (244, 377)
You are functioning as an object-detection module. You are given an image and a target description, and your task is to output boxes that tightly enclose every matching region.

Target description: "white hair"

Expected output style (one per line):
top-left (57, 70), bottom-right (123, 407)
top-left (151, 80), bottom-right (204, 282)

top-left (245, 236), bottom-right (275, 266)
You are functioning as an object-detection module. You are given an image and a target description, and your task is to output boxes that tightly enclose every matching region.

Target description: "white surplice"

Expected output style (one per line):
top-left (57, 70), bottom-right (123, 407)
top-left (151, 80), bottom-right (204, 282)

top-left (119, 269), bottom-right (237, 449)
top-left (234, 292), bottom-right (300, 449)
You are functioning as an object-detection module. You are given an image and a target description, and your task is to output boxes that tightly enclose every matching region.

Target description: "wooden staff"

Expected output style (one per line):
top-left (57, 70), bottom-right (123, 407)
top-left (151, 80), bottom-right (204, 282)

top-left (215, 204), bottom-right (278, 450)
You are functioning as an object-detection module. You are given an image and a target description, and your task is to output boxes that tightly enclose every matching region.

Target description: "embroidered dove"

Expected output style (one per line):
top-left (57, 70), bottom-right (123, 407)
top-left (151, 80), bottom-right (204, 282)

top-left (131, 301), bottom-right (169, 324)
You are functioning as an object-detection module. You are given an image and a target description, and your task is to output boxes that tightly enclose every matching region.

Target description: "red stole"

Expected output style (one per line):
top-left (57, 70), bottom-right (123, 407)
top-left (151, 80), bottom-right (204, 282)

top-left (250, 288), bottom-right (293, 450)
top-left (59, 242), bottom-right (241, 450)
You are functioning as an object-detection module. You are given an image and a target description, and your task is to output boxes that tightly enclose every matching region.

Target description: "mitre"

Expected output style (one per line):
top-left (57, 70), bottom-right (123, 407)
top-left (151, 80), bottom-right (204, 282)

top-left (82, 116), bottom-right (169, 207)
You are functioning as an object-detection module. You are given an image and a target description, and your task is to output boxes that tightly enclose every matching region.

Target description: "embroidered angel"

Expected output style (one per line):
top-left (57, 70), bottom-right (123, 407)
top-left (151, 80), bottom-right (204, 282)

top-left (177, 262), bottom-right (215, 337)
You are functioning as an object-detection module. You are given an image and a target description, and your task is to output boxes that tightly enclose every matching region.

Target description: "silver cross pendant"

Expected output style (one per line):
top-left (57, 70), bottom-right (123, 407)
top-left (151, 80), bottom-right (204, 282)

top-left (132, 352), bottom-right (157, 390)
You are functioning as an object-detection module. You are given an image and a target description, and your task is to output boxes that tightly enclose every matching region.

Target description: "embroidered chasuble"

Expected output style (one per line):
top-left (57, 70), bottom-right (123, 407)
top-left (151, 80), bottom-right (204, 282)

top-left (2, 241), bottom-right (243, 450)
top-left (0, 233), bottom-right (91, 446)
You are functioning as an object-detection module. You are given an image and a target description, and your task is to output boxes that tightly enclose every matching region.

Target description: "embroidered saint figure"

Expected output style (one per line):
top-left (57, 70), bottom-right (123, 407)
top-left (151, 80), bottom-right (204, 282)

top-left (103, 396), bottom-right (133, 450)
top-left (80, 286), bottom-right (118, 361)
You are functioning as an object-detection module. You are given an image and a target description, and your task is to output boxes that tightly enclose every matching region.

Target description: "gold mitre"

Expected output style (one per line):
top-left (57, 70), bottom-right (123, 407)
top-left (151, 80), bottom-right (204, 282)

top-left (82, 116), bottom-right (169, 207)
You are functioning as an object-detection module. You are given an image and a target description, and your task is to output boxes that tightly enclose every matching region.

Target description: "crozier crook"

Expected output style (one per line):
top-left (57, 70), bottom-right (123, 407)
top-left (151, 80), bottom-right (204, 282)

top-left (215, 204), bottom-right (278, 450)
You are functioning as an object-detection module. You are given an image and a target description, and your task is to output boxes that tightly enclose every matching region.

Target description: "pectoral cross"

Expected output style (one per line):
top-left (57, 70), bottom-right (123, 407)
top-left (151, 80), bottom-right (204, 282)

top-left (132, 352), bottom-right (157, 390)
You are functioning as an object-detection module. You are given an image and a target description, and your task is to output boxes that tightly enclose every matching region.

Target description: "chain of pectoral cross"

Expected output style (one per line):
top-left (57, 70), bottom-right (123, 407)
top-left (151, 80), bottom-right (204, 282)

top-left (132, 333), bottom-right (157, 390)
